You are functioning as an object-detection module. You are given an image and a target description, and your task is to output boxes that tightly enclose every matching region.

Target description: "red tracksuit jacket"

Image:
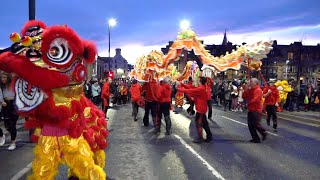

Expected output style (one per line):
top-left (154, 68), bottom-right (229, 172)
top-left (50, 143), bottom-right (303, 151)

top-left (130, 84), bottom-right (142, 102)
top-left (178, 84), bottom-right (208, 114)
top-left (243, 85), bottom-right (263, 113)
top-left (158, 83), bottom-right (172, 103)
top-left (263, 85), bottom-right (279, 105)
top-left (206, 78), bottom-right (214, 100)
top-left (101, 83), bottom-right (111, 106)
top-left (142, 81), bottom-right (159, 102)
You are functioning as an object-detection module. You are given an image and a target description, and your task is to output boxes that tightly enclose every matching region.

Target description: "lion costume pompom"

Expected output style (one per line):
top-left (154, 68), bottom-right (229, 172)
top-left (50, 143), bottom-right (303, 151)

top-left (275, 80), bottom-right (292, 112)
top-left (0, 21), bottom-right (108, 180)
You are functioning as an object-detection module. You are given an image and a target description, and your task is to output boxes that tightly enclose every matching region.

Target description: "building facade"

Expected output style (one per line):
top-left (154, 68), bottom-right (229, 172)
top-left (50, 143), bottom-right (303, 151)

top-left (95, 48), bottom-right (129, 79)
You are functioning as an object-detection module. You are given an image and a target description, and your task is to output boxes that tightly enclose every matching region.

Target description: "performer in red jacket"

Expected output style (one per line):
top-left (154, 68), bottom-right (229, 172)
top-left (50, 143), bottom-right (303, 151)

top-left (263, 79), bottom-right (280, 132)
top-left (206, 78), bottom-right (214, 120)
top-left (157, 77), bottom-right (172, 135)
top-left (101, 77), bottom-right (113, 119)
top-left (129, 79), bottom-right (141, 121)
top-left (141, 79), bottom-right (160, 130)
top-left (182, 77), bottom-right (195, 116)
top-left (243, 78), bottom-right (267, 143)
top-left (178, 77), bottom-right (212, 143)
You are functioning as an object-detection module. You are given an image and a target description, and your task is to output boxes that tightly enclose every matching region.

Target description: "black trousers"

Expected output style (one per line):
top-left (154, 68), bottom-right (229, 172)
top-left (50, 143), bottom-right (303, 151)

top-left (132, 101), bottom-right (139, 119)
top-left (122, 95), bottom-right (127, 104)
top-left (207, 100), bottom-right (213, 119)
top-left (266, 105), bottom-right (277, 128)
top-left (159, 102), bottom-right (172, 132)
top-left (92, 96), bottom-right (100, 106)
top-left (224, 100), bottom-right (231, 110)
top-left (187, 98), bottom-right (195, 115)
top-left (143, 101), bottom-right (159, 129)
top-left (195, 112), bottom-right (212, 140)
top-left (0, 100), bottom-right (19, 141)
top-left (247, 112), bottom-right (266, 142)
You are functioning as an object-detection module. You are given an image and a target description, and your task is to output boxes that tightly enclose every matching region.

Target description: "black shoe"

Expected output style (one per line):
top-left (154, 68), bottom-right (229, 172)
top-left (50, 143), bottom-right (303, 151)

top-left (192, 139), bottom-right (202, 143)
top-left (143, 123), bottom-right (149, 127)
top-left (155, 130), bottom-right (161, 134)
top-left (262, 133), bottom-right (267, 141)
top-left (273, 128), bottom-right (277, 132)
top-left (249, 139), bottom-right (261, 143)
top-left (203, 138), bottom-right (212, 143)
top-left (165, 131), bottom-right (171, 135)
top-left (134, 118), bottom-right (138, 121)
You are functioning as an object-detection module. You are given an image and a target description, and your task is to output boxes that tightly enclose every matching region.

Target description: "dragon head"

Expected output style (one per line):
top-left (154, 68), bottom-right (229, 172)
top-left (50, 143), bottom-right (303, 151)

top-left (0, 20), bottom-right (97, 113)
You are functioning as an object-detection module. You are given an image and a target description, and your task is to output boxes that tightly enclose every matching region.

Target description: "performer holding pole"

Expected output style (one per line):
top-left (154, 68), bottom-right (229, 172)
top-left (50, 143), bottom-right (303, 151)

top-left (178, 77), bottom-right (212, 143)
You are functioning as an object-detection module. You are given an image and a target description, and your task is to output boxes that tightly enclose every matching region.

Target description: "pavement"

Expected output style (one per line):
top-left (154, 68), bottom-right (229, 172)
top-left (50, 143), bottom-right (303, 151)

top-left (1, 103), bottom-right (320, 179)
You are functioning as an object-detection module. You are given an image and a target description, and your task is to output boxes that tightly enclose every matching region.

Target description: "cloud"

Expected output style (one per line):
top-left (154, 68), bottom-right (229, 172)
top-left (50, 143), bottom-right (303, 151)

top-left (200, 24), bottom-right (320, 45)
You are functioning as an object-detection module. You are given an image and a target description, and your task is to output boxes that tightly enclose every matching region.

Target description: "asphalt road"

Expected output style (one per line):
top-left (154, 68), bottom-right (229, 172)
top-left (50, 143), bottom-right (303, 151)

top-left (1, 103), bottom-right (319, 179)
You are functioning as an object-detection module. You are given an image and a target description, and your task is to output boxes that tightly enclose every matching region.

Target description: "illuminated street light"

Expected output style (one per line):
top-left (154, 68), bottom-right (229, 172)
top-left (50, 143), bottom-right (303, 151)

top-left (108, 18), bottom-right (117, 27)
top-left (180, 19), bottom-right (191, 30)
top-left (108, 18), bottom-right (117, 71)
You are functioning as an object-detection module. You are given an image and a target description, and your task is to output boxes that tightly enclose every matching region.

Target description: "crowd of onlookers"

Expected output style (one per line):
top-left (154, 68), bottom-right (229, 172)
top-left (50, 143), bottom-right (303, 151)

top-left (208, 78), bottom-right (320, 112)
top-left (0, 72), bottom-right (19, 151)
top-left (84, 77), bottom-right (131, 108)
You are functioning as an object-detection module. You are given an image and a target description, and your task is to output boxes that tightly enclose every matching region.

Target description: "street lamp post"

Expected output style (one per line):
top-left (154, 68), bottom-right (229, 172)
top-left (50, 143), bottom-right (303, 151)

top-left (108, 18), bottom-right (117, 71)
top-left (285, 60), bottom-right (289, 79)
top-left (29, 0), bottom-right (35, 20)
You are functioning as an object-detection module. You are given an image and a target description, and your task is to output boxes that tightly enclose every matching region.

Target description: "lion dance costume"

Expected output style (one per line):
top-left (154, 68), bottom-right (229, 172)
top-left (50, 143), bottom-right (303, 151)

top-left (275, 80), bottom-right (292, 112)
top-left (0, 21), bottom-right (108, 180)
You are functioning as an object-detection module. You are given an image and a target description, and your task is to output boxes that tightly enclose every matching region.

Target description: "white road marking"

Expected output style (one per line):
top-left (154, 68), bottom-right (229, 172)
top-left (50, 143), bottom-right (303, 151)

top-left (10, 162), bottom-right (32, 180)
top-left (174, 134), bottom-right (225, 180)
top-left (221, 116), bottom-right (279, 137)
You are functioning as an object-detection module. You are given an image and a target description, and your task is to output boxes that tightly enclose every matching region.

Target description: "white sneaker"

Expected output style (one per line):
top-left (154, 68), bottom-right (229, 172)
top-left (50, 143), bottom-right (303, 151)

top-left (0, 135), bottom-right (5, 146)
top-left (8, 143), bottom-right (16, 151)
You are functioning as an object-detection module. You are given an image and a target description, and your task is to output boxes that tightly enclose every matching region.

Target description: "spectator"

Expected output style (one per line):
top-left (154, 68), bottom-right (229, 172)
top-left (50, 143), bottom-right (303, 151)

top-left (91, 78), bottom-right (101, 106)
top-left (304, 82), bottom-right (314, 111)
top-left (230, 83), bottom-right (238, 111)
top-left (121, 83), bottom-right (128, 104)
top-left (0, 72), bottom-right (19, 150)
top-left (238, 82), bottom-right (245, 112)
top-left (288, 81), bottom-right (299, 111)
top-left (0, 87), bottom-right (4, 146)
top-left (224, 82), bottom-right (232, 111)
top-left (84, 78), bottom-right (92, 99)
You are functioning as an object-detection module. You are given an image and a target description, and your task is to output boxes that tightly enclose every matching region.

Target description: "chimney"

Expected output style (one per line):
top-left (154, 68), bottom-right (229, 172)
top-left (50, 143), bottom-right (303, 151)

top-left (115, 48), bottom-right (121, 55)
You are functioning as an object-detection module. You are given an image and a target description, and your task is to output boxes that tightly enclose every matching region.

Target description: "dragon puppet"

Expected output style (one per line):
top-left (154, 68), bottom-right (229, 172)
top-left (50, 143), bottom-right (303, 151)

top-left (130, 29), bottom-right (273, 82)
top-left (0, 21), bottom-right (108, 180)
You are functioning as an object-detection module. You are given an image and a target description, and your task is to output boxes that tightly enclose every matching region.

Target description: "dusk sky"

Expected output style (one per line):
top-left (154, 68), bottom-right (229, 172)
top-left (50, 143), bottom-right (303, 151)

top-left (1, 0), bottom-right (319, 64)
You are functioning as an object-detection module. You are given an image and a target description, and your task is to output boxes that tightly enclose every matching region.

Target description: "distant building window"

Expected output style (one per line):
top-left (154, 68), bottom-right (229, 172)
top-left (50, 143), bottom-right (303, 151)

top-left (288, 52), bottom-right (293, 60)
top-left (115, 65), bottom-right (117, 68)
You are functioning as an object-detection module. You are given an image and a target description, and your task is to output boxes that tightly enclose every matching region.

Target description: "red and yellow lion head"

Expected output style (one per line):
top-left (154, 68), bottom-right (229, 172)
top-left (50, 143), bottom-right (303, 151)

top-left (0, 20), bottom-right (97, 113)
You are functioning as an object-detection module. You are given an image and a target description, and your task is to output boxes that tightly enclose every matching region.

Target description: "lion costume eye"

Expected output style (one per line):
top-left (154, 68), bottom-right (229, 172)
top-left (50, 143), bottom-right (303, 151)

top-left (46, 38), bottom-right (73, 65)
